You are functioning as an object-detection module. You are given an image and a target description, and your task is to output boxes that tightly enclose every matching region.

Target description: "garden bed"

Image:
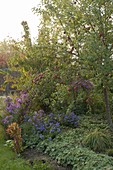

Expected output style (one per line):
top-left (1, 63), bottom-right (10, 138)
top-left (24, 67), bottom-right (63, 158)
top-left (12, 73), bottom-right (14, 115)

top-left (22, 148), bottom-right (70, 170)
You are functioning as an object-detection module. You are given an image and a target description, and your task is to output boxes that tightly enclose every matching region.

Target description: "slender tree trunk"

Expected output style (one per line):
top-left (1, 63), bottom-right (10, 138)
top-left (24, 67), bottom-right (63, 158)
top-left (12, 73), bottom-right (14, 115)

top-left (103, 87), bottom-right (113, 131)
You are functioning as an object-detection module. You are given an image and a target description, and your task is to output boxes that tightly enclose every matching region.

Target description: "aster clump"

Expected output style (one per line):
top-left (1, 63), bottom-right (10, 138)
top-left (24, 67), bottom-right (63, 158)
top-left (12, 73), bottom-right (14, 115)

top-left (28, 110), bottom-right (79, 141)
top-left (2, 91), bottom-right (30, 125)
top-left (28, 110), bottom-right (62, 141)
top-left (58, 112), bottom-right (79, 127)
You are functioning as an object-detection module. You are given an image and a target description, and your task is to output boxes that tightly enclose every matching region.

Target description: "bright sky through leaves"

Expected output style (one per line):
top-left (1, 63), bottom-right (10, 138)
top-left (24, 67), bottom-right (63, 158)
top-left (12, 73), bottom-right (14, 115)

top-left (0, 0), bottom-right (40, 41)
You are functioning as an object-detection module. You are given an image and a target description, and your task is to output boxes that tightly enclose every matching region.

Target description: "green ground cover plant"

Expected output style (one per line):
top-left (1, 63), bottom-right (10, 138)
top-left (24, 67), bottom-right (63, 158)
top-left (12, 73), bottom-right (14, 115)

top-left (35, 119), bottom-right (113, 170)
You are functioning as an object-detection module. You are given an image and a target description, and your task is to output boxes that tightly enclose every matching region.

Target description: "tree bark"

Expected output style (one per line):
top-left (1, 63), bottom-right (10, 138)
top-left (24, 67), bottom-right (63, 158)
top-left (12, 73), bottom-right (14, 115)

top-left (103, 87), bottom-right (113, 131)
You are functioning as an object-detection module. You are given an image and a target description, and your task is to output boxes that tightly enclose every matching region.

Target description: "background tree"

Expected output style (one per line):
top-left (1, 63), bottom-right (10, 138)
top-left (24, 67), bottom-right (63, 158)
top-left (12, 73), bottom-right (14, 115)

top-left (33, 0), bottom-right (113, 129)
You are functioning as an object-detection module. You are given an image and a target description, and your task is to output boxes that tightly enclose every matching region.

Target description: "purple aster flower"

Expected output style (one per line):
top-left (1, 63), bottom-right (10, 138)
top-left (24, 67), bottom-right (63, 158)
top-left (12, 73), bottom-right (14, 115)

top-left (57, 128), bottom-right (61, 133)
top-left (39, 134), bottom-right (44, 139)
top-left (15, 102), bottom-right (21, 109)
top-left (49, 113), bottom-right (54, 117)
top-left (2, 115), bottom-right (13, 124)
top-left (39, 125), bottom-right (45, 131)
top-left (56, 122), bottom-right (60, 127)
top-left (50, 128), bottom-right (55, 133)
top-left (6, 103), bottom-right (16, 113)
top-left (48, 137), bottom-right (52, 141)
top-left (4, 96), bottom-right (12, 102)
top-left (16, 98), bottom-right (22, 104)
top-left (64, 115), bottom-right (68, 120)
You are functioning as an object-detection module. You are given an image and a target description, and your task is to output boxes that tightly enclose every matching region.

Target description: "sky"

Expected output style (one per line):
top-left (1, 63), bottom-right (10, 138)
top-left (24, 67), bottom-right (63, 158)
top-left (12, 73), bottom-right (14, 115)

top-left (0, 0), bottom-right (40, 42)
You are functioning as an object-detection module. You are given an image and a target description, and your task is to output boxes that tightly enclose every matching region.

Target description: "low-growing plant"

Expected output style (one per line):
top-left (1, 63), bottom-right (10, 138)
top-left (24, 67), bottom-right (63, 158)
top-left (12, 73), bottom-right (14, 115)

top-left (20, 110), bottom-right (79, 149)
top-left (35, 129), bottom-right (113, 170)
top-left (35, 127), bottom-right (113, 170)
top-left (32, 160), bottom-right (53, 170)
top-left (58, 112), bottom-right (79, 127)
top-left (5, 139), bottom-right (14, 149)
top-left (28, 110), bottom-right (61, 141)
top-left (82, 128), bottom-right (111, 152)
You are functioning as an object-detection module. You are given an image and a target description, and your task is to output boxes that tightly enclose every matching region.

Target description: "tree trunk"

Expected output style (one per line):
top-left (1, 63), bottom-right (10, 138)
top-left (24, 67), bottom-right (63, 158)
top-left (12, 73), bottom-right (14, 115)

top-left (103, 87), bottom-right (113, 131)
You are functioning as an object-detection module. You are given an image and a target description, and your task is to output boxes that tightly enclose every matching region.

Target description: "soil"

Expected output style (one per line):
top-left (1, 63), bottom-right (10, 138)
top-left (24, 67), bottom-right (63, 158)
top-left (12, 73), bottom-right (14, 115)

top-left (22, 148), bottom-right (72, 170)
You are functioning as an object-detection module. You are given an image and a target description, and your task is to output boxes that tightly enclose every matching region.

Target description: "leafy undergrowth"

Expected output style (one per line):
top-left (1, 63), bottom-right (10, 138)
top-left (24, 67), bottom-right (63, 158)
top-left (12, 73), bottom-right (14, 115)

top-left (1, 94), bottom-right (113, 169)
top-left (34, 115), bottom-right (113, 170)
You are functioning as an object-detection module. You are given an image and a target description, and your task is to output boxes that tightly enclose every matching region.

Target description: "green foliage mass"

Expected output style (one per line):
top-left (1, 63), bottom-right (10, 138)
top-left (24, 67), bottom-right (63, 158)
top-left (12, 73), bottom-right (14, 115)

top-left (5, 0), bottom-right (113, 127)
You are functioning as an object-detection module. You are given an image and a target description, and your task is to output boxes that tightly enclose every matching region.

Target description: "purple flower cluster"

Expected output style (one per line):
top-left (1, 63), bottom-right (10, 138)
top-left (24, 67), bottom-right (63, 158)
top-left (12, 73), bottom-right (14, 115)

top-left (2, 115), bottom-right (13, 124)
top-left (28, 110), bottom-right (79, 140)
top-left (2, 93), bottom-right (79, 141)
top-left (58, 112), bottom-right (79, 127)
top-left (20, 91), bottom-right (29, 104)
top-left (2, 91), bottom-right (30, 125)
top-left (72, 79), bottom-right (93, 91)
top-left (29, 110), bottom-right (61, 140)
